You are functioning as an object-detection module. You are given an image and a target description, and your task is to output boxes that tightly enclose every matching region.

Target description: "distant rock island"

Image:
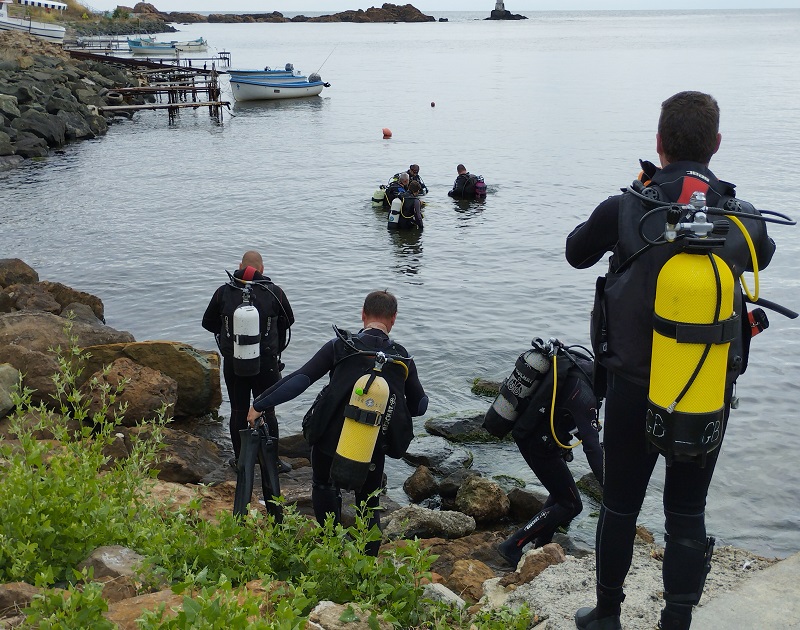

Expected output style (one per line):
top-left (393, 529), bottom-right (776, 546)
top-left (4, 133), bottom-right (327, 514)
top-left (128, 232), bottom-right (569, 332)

top-left (486, 1), bottom-right (528, 20)
top-left (122, 2), bottom-right (435, 23)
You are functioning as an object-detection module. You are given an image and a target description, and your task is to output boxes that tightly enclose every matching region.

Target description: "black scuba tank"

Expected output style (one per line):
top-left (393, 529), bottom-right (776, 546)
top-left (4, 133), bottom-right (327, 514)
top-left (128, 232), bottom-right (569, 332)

top-left (483, 339), bottom-right (551, 438)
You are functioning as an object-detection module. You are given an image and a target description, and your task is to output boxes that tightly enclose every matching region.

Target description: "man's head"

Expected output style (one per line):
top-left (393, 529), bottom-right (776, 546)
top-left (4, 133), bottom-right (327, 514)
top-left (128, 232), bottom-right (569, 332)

top-left (240, 250), bottom-right (264, 274)
top-left (457, 164), bottom-right (466, 175)
top-left (409, 164), bottom-right (420, 175)
top-left (362, 290), bottom-right (398, 331)
top-left (657, 91), bottom-right (721, 166)
top-left (399, 172), bottom-right (410, 185)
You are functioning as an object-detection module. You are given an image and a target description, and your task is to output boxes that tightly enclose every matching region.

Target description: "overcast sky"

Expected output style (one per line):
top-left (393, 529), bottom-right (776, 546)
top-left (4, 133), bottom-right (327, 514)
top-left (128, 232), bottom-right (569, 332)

top-left (86, 1), bottom-right (800, 12)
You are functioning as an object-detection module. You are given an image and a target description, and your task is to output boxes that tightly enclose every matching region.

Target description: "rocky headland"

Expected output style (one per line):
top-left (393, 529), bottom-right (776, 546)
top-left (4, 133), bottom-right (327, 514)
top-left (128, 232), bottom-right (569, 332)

top-left (0, 31), bottom-right (147, 170)
top-left (0, 258), bottom-right (787, 628)
top-left (110, 2), bottom-right (435, 24)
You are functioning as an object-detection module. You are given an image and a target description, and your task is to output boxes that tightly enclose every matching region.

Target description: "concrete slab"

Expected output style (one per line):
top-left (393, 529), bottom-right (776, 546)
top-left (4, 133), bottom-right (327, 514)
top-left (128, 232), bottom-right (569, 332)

top-left (692, 551), bottom-right (800, 629)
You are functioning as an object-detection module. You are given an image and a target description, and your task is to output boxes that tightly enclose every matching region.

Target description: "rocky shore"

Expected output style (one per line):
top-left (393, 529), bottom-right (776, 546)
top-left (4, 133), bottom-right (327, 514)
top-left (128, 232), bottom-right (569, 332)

top-left (111, 2), bottom-right (434, 24)
top-left (0, 31), bottom-right (143, 170)
top-left (0, 258), bottom-right (787, 628)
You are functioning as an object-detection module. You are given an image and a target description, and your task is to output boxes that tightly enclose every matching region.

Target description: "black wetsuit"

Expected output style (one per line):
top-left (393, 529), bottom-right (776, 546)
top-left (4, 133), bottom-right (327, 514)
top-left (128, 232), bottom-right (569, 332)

top-left (565, 161), bottom-right (775, 627)
top-left (202, 269), bottom-right (294, 460)
top-left (388, 193), bottom-right (424, 230)
top-left (253, 327), bottom-right (428, 555)
top-left (499, 357), bottom-right (603, 563)
top-left (448, 172), bottom-right (473, 198)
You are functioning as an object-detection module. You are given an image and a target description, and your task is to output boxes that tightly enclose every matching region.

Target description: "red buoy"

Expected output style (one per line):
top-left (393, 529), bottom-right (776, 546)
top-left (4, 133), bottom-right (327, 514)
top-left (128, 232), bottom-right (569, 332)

top-left (382, 127), bottom-right (392, 138)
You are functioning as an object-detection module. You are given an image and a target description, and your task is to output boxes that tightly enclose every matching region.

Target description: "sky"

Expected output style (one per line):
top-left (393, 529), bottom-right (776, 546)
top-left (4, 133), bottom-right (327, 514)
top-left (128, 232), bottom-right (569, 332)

top-left (84, 1), bottom-right (800, 13)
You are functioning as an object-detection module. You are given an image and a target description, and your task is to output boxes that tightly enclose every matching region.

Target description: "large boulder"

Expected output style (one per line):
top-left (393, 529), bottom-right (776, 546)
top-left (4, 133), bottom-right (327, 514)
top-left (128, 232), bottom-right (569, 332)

top-left (0, 94), bottom-right (20, 120)
top-left (382, 505), bottom-right (476, 541)
top-left (403, 435), bottom-right (473, 476)
top-left (0, 258), bottom-right (38, 288)
top-left (0, 310), bottom-right (134, 356)
top-left (81, 357), bottom-right (178, 425)
top-left (0, 344), bottom-right (60, 408)
top-left (2, 283), bottom-right (62, 313)
top-left (38, 280), bottom-right (105, 321)
top-left (80, 341), bottom-right (221, 418)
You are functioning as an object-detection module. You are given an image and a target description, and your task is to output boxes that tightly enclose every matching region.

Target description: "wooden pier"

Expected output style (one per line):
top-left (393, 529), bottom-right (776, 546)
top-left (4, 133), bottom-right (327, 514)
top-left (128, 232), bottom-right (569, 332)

top-left (66, 51), bottom-right (231, 123)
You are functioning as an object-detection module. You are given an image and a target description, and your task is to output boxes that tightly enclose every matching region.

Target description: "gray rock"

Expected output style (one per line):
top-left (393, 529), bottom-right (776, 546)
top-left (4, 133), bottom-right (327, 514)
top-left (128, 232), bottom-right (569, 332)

top-left (0, 94), bottom-right (20, 120)
top-left (11, 109), bottom-right (66, 147)
top-left (455, 475), bottom-right (510, 524)
top-left (13, 131), bottom-right (49, 158)
top-left (422, 582), bottom-right (466, 609)
top-left (0, 130), bottom-right (13, 156)
top-left (0, 362), bottom-right (20, 417)
top-left (403, 464), bottom-right (438, 502)
top-left (382, 505), bottom-right (476, 540)
top-left (403, 435), bottom-right (474, 476)
top-left (77, 545), bottom-right (145, 579)
top-left (424, 410), bottom-right (496, 443)
top-left (56, 110), bottom-right (96, 141)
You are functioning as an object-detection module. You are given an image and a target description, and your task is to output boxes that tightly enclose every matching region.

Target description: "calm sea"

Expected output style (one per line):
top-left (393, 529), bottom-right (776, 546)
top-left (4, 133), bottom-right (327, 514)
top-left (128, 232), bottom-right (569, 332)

top-left (2, 10), bottom-right (799, 557)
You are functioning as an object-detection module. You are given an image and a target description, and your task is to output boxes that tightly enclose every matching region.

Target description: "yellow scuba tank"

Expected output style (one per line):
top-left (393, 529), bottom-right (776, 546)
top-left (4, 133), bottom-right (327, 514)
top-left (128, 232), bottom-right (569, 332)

top-left (331, 352), bottom-right (391, 491)
top-left (646, 192), bottom-right (738, 465)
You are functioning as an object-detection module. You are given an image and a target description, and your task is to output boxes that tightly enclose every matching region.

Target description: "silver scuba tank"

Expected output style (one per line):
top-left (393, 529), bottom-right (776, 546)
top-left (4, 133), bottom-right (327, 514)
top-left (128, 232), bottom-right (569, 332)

top-left (233, 303), bottom-right (261, 376)
top-left (482, 341), bottom-right (551, 437)
top-left (388, 197), bottom-right (402, 225)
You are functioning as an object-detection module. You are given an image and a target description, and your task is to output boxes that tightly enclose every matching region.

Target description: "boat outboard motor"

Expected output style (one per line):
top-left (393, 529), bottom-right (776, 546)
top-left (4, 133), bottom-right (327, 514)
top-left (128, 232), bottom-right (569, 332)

top-left (232, 282), bottom-right (262, 377)
top-left (309, 73), bottom-right (321, 83)
top-left (483, 338), bottom-right (551, 438)
top-left (285, 63), bottom-right (294, 72)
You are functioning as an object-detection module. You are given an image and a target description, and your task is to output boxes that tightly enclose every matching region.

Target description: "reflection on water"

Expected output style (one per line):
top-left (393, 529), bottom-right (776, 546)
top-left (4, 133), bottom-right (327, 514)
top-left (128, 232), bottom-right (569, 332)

top-left (451, 197), bottom-right (486, 226)
top-left (388, 228), bottom-right (424, 279)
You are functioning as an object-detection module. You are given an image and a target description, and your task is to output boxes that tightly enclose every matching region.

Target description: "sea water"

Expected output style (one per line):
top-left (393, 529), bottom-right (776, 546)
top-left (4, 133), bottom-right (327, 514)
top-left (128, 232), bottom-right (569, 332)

top-left (2, 9), bottom-right (799, 557)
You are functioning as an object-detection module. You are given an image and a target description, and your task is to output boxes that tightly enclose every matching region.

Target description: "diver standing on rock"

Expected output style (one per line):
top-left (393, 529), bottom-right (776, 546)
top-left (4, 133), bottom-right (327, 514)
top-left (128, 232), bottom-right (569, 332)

top-left (247, 290), bottom-right (428, 556)
top-left (567, 91), bottom-right (783, 630)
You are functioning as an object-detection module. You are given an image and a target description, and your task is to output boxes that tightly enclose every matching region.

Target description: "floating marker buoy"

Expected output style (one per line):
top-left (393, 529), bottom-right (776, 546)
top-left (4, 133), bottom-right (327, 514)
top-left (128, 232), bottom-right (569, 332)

top-left (431, 102), bottom-right (435, 107)
top-left (382, 127), bottom-right (392, 138)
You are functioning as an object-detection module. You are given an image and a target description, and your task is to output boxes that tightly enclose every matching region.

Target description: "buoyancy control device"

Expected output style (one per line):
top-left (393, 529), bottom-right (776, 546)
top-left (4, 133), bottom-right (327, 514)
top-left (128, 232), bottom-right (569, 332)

top-left (331, 352), bottom-right (391, 491)
top-left (482, 339), bottom-right (550, 438)
top-left (631, 188), bottom-right (797, 464)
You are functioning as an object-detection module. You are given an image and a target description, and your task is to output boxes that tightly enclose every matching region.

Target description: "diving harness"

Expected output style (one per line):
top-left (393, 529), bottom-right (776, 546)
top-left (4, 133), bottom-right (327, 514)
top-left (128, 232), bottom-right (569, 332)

top-left (624, 185), bottom-right (796, 465)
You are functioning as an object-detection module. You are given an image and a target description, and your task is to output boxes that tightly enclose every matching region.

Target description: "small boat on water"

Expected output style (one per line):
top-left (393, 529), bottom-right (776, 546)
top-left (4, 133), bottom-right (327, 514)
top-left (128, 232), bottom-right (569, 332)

top-left (0, 0), bottom-right (66, 43)
top-left (229, 63), bottom-right (330, 101)
top-left (174, 37), bottom-right (207, 52)
top-left (230, 75), bottom-right (328, 102)
top-left (128, 36), bottom-right (208, 54)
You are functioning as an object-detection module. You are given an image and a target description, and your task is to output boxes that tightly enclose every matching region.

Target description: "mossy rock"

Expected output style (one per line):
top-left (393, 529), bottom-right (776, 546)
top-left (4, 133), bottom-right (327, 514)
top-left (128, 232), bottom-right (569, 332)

top-left (471, 378), bottom-right (501, 398)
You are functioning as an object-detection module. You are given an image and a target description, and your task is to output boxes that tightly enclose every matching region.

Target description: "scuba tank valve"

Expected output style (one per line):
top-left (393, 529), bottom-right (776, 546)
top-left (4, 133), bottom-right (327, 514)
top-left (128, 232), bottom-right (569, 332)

top-left (482, 339), bottom-right (551, 438)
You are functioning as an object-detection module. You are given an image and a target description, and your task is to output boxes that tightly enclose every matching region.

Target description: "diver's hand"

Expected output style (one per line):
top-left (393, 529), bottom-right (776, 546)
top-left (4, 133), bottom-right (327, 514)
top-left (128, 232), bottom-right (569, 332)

top-left (247, 406), bottom-right (261, 427)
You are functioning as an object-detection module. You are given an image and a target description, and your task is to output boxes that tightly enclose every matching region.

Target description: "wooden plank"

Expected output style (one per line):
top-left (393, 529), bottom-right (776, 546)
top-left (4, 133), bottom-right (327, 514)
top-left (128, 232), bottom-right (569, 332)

top-left (99, 101), bottom-right (230, 112)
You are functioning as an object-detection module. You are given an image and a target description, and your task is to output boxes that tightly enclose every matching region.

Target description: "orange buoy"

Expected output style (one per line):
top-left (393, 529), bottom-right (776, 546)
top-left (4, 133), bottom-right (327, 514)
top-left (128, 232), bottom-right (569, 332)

top-left (382, 127), bottom-right (392, 138)
top-left (431, 102), bottom-right (435, 107)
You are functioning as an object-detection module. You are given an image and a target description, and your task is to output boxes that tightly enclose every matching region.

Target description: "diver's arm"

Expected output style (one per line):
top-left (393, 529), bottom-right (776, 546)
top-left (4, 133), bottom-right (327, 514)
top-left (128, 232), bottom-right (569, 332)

top-left (404, 360), bottom-right (429, 417)
top-left (565, 196), bottom-right (621, 269)
top-left (252, 341), bottom-right (335, 413)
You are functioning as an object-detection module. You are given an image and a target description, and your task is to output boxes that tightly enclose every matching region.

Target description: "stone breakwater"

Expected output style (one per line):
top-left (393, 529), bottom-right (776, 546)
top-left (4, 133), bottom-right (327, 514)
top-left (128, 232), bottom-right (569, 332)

top-left (0, 31), bottom-right (140, 170)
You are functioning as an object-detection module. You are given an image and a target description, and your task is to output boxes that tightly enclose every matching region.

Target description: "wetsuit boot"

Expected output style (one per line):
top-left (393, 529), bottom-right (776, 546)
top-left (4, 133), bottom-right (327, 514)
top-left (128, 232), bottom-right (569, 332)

top-left (658, 603), bottom-right (693, 630)
top-left (575, 582), bottom-right (624, 630)
top-left (498, 502), bottom-right (573, 566)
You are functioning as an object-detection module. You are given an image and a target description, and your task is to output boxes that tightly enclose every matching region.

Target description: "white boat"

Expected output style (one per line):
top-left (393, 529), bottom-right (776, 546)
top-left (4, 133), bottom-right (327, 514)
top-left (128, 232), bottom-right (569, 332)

top-left (128, 38), bottom-right (177, 55)
top-left (228, 63), bottom-right (299, 79)
top-left (0, 0), bottom-right (66, 43)
top-left (128, 37), bottom-right (208, 55)
top-left (174, 37), bottom-right (207, 52)
top-left (230, 75), bottom-right (328, 102)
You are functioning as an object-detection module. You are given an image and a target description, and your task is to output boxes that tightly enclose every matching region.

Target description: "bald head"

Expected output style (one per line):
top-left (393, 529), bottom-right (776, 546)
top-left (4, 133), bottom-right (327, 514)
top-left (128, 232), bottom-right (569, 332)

top-left (240, 250), bottom-right (264, 273)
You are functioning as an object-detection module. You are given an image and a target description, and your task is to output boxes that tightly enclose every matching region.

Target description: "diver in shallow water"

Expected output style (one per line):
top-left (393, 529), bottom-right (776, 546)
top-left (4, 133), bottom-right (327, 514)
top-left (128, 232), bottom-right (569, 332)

top-left (389, 181), bottom-right (424, 231)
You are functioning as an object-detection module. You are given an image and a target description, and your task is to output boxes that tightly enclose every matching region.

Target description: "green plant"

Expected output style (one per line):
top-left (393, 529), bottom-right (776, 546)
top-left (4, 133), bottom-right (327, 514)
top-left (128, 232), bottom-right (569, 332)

top-left (0, 322), bottom-right (169, 585)
top-left (22, 580), bottom-right (114, 629)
